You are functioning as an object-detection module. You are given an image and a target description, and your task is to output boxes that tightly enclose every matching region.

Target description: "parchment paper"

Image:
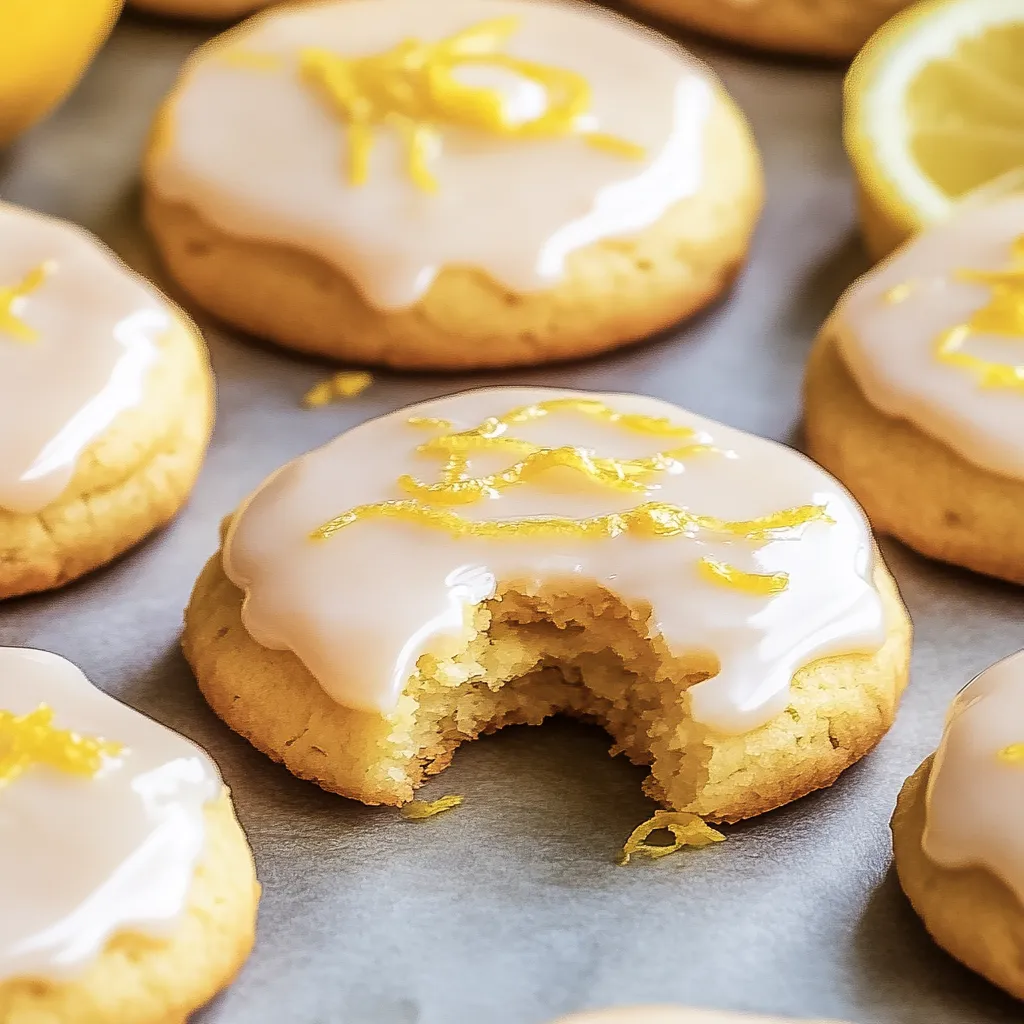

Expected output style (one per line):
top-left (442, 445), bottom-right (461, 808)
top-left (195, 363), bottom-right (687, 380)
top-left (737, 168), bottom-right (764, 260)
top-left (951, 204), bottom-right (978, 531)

top-left (1, 10), bottom-right (1022, 1024)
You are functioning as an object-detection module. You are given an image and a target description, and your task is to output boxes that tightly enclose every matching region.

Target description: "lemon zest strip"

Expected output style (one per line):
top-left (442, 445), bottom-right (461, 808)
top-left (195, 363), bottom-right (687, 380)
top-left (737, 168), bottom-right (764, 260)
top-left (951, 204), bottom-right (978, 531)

top-left (997, 743), bottom-right (1024, 765)
top-left (296, 18), bottom-right (644, 190)
top-left (698, 556), bottom-right (789, 595)
top-left (934, 234), bottom-right (1024, 389)
top-left (302, 370), bottom-right (374, 408)
top-left (400, 794), bottom-right (463, 819)
top-left (617, 810), bottom-right (724, 865)
top-left (0, 262), bottom-right (53, 344)
top-left (0, 704), bottom-right (123, 790)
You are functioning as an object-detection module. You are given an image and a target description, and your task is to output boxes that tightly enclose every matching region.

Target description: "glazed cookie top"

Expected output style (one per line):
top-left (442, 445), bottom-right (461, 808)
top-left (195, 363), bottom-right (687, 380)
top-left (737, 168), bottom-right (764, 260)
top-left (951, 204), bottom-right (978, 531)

top-left (147, 0), bottom-right (716, 309)
top-left (923, 649), bottom-right (1024, 904)
top-left (0, 647), bottom-right (220, 981)
top-left (0, 203), bottom-right (170, 515)
top-left (833, 194), bottom-right (1024, 480)
top-left (551, 1010), bottom-right (849, 1023)
top-left (224, 387), bottom-right (886, 734)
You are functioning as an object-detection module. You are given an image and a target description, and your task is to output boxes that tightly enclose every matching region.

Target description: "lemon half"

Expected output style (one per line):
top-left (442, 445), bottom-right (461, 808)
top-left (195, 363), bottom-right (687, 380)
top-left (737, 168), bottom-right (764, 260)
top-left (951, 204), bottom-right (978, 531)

top-left (845, 0), bottom-right (1024, 260)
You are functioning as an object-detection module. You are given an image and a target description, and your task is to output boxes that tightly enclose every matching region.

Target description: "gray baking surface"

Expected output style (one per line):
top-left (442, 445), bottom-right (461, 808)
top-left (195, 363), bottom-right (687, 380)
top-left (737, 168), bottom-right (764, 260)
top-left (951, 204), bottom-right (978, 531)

top-left (1, 9), bottom-right (1022, 1024)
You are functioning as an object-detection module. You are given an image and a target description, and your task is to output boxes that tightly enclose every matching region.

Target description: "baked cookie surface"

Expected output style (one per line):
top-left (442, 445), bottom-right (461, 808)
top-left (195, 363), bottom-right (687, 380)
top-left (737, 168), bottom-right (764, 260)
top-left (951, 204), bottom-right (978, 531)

top-left (130, 0), bottom-right (273, 19)
top-left (892, 650), bottom-right (1024, 1001)
top-left (184, 387), bottom-right (910, 823)
top-left (144, 0), bottom-right (762, 370)
top-left (0, 202), bottom-right (214, 600)
top-left (626, 0), bottom-right (910, 58)
top-left (0, 647), bottom-right (259, 1024)
top-left (805, 195), bottom-right (1024, 583)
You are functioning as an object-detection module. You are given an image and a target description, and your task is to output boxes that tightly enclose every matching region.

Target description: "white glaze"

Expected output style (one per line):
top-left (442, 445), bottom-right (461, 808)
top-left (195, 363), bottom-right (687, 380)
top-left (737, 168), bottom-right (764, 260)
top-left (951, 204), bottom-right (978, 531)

top-left (147, 0), bottom-right (715, 309)
top-left (923, 649), bottom-right (1024, 904)
top-left (0, 202), bottom-right (167, 515)
top-left (834, 195), bottom-right (1024, 480)
top-left (0, 647), bottom-right (220, 981)
top-left (223, 387), bottom-right (886, 734)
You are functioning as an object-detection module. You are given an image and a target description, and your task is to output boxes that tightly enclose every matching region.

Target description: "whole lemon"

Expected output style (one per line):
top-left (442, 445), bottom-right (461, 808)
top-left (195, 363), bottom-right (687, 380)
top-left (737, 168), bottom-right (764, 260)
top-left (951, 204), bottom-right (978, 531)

top-left (0, 0), bottom-right (124, 146)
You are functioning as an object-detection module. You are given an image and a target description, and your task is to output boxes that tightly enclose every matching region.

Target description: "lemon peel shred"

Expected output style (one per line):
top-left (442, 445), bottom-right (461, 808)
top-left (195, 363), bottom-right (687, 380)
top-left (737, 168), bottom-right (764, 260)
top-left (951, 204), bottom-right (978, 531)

top-left (998, 743), bottom-right (1024, 765)
top-left (400, 794), bottom-right (463, 819)
top-left (302, 370), bottom-right (373, 408)
top-left (0, 261), bottom-right (53, 344)
top-left (296, 18), bottom-right (644, 190)
top-left (617, 810), bottom-right (724, 865)
top-left (698, 556), bottom-right (789, 595)
top-left (934, 234), bottom-right (1024, 390)
top-left (0, 704), bottom-right (123, 790)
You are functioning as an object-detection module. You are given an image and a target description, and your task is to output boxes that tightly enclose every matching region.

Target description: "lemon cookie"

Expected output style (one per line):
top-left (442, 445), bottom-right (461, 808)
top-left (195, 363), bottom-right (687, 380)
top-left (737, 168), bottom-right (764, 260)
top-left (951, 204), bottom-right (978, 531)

top-left (184, 387), bottom-right (910, 823)
top-left (892, 649), bottom-right (1024, 1000)
top-left (0, 202), bottom-right (214, 599)
top-left (0, 646), bottom-right (259, 1023)
top-left (805, 194), bottom-right (1024, 584)
top-left (625, 0), bottom-right (910, 58)
top-left (552, 1010), bottom-right (850, 1023)
top-left (143, 0), bottom-right (763, 371)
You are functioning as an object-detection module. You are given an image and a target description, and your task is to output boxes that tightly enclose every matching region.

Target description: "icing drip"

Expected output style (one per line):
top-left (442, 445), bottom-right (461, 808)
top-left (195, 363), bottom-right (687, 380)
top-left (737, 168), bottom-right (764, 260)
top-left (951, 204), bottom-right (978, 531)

top-left (834, 195), bottom-right (1024, 480)
top-left (0, 647), bottom-right (220, 982)
top-left (223, 387), bottom-right (885, 733)
top-left (923, 649), bottom-right (1024, 905)
top-left (0, 202), bottom-right (166, 515)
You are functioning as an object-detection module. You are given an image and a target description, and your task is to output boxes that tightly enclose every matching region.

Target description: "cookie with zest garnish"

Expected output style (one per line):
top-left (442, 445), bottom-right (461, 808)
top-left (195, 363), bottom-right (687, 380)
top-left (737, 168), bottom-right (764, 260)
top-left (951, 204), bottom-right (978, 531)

top-left (143, 0), bottom-right (762, 370)
top-left (183, 386), bottom-right (910, 822)
top-left (0, 647), bottom-right (258, 1023)
top-left (0, 201), bottom-right (213, 599)
top-left (805, 194), bottom-right (1024, 585)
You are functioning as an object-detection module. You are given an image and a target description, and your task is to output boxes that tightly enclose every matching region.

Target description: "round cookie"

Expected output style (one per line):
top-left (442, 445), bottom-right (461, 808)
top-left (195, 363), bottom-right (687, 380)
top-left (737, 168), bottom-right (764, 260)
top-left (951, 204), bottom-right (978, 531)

top-left (183, 386), bottom-right (911, 822)
top-left (551, 1010), bottom-right (850, 1023)
top-left (804, 194), bottom-right (1024, 584)
top-left (0, 646), bottom-right (259, 1023)
top-left (625, 0), bottom-right (910, 59)
top-left (143, 0), bottom-right (763, 371)
top-left (130, 0), bottom-right (273, 20)
top-left (892, 649), bottom-right (1024, 1000)
top-left (0, 202), bottom-right (214, 600)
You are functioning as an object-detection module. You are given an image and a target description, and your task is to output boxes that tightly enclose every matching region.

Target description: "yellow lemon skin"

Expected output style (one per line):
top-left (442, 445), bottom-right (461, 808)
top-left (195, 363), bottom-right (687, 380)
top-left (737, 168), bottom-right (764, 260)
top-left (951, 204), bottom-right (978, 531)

top-left (0, 0), bottom-right (124, 146)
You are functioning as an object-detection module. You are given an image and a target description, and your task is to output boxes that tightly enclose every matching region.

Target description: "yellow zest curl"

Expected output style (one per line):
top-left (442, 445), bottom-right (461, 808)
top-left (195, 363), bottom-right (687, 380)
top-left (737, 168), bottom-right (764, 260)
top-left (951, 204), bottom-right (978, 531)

top-left (313, 498), bottom-right (830, 543)
top-left (0, 704), bottom-right (123, 790)
top-left (698, 556), bottom-right (789, 595)
top-left (297, 18), bottom-right (644, 191)
top-left (997, 743), bottom-right (1024, 765)
top-left (0, 262), bottom-right (53, 344)
top-left (401, 794), bottom-right (463, 819)
top-left (302, 370), bottom-right (374, 408)
top-left (617, 810), bottom-right (724, 865)
top-left (934, 234), bottom-right (1024, 390)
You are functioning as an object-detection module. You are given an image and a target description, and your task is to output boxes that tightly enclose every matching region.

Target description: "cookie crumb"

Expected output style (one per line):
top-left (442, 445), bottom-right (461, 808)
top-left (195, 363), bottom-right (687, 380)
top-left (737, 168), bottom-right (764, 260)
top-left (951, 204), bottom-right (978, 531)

top-left (400, 794), bottom-right (463, 820)
top-left (302, 371), bottom-right (373, 408)
top-left (617, 810), bottom-right (724, 865)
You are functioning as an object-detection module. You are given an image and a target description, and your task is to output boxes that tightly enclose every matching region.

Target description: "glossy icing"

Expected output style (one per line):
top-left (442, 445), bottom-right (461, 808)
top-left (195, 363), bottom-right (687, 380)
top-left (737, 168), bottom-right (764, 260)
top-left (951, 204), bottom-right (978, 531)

top-left (923, 649), bottom-right (1024, 904)
top-left (147, 0), bottom-right (715, 309)
top-left (223, 387), bottom-right (886, 734)
top-left (834, 195), bottom-right (1024, 480)
top-left (0, 647), bottom-right (220, 981)
top-left (0, 202), bottom-right (167, 515)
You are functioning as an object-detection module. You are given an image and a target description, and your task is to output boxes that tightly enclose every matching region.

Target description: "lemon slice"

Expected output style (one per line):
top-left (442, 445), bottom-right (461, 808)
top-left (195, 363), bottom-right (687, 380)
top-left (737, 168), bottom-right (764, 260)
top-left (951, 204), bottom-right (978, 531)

top-left (845, 0), bottom-right (1024, 260)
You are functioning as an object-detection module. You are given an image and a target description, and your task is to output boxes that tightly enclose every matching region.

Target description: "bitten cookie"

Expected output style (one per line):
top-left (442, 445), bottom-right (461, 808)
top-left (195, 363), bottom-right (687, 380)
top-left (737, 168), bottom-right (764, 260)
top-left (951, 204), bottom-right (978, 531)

top-left (143, 0), bottom-right (763, 371)
top-left (805, 195), bottom-right (1024, 584)
top-left (892, 649), bottom-right (1024, 1000)
top-left (552, 1010), bottom-right (850, 1023)
top-left (184, 387), bottom-right (910, 823)
top-left (130, 0), bottom-right (273, 19)
top-left (0, 202), bottom-right (214, 599)
top-left (0, 646), bottom-right (259, 1023)
top-left (626, 0), bottom-right (910, 58)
